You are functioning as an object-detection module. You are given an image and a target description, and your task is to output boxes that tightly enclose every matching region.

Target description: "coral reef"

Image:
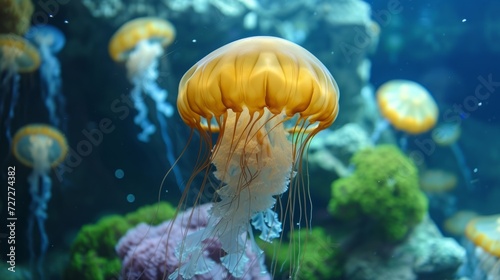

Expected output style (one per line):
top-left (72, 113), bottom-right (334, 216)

top-left (344, 216), bottom-right (466, 280)
top-left (116, 203), bottom-right (271, 279)
top-left (318, 0), bottom-right (380, 126)
top-left (0, 0), bottom-right (34, 35)
top-left (64, 202), bottom-right (176, 280)
top-left (308, 123), bottom-right (372, 177)
top-left (329, 145), bottom-right (428, 241)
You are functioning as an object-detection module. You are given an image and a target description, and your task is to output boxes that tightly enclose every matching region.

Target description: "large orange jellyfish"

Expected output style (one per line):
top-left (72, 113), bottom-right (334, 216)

top-left (169, 36), bottom-right (339, 279)
top-left (12, 124), bottom-right (67, 278)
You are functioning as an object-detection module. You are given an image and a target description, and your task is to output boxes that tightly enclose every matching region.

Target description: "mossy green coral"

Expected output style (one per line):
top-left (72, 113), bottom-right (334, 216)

top-left (328, 145), bottom-right (428, 241)
top-left (260, 227), bottom-right (343, 279)
top-left (64, 202), bottom-right (176, 280)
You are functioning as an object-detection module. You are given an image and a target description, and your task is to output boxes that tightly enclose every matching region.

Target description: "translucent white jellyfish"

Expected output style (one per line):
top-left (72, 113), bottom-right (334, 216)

top-left (25, 25), bottom-right (67, 130)
top-left (108, 17), bottom-right (184, 189)
top-left (171, 36), bottom-right (339, 279)
top-left (0, 35), bottom-right (40, 145)
top-left (12, 124), bottom-right (68, 279)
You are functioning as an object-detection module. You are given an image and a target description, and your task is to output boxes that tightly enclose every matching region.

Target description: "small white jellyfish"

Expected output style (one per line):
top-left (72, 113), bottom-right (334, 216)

top-left (25, 25), bottom-right (67, 130)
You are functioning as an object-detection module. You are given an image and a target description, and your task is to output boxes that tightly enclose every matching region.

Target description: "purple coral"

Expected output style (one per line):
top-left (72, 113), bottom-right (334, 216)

top-left (116, 203), bottom-right (271, 280)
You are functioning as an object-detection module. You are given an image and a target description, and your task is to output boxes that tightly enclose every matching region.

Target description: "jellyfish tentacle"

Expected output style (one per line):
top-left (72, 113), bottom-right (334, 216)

top-left (39, 45), bottom-right (63, 128)
top-left (26, 171), bottom-right (51, 280)
top-left (127, 38), bottom-right (182, 188)
top-left (129, 80), bottom-right (155, 142)
top-left (25, 25), bottom-right (67, 131)
top-left (432, 123), bottom-right (473, 190)
top-left (174, 108), bottom-right (293, 278)
top-left (370, 118), bottom-right (389, 144)
top-left (26, 172), bottom-right (38, 275)
top-left (450, 143), bottom-right (473, 190)
top-left (4, 73), bottom-right (20, 145)
top-left (157, 110), bottom-right (184, 190)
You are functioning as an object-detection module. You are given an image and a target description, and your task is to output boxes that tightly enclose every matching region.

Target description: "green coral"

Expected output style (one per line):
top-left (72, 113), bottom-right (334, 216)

top-left (328, 145), bottom-right (428, 241)
top-left (64, 202), bottom-right (177, 280)
top-left (260, 227), bottom-right (343, 279)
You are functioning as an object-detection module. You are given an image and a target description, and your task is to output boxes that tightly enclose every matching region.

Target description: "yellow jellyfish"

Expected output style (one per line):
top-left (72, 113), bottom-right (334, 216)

top-left (109, 17), bottom-right (175, 63)
top-left (0, 34), bottom-right (40, 73)
top-left (108, 17), bottom-right (176, 141)
top-left (443, 210), bottom-right (478, 236)
top-left (465, 214), bottom-right (500, 278)
top-left (108, 17), bottom-right (184, 189)
top-left (171, 36), bottom-right (339, 279)
top-left (0, 0), bottom-right (34, 35)
top-left (432, 123), bottom-right (461, 146)
top-left (419, 169), bottom-right (457, 194)
top-left (0, 34), bottom-right (40, 146)
top-left (12, 124), bottom-right (67, 278)
top-left (371, 80), bottom-right (438, 144)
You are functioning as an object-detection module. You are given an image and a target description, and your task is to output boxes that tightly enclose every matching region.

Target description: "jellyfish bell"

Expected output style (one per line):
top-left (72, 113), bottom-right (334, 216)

top-left (432, 122), bottom-right (461, 146)
top-left (377, 79), bottom-right (438, 135)
top-left (25, 24), bottom-right (66, 54)
top-left (0, 34), bottom-right (40, 74)
top-left (170, 36), bottom-right (339, 279)
top-left (465, 214), bottom-right (500, 278)
top-left (12, 124), bottom-right (68, 170)
top-left (419, 169), bottom-right (457, 194)
top-left (466, 214), bottom-right (500, 258)
top-left (371, 79), bottom-right (438, 146)
top-left (109, 17), bottom-right (176, 63)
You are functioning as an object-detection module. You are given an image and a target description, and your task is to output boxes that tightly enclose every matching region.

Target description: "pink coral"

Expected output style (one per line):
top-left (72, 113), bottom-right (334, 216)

top-left (116, 203), bottom-right (271, 280)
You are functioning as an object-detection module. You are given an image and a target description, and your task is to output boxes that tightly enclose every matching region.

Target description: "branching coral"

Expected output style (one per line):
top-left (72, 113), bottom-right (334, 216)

top-left (82, 0), bottom-right (123, 18)
top-left (329, 145), bottom-right (428, 241)
top-left (117, 203), bottom-right (271, 280)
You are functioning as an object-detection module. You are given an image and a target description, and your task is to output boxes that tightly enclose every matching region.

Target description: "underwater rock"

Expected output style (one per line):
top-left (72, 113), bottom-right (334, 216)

top-left (308, 123), bottom-right (372, 177)
top-left (318, 0), bottom-right (380, 126)
top-left (344, 216), bottom-right (466, 280)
